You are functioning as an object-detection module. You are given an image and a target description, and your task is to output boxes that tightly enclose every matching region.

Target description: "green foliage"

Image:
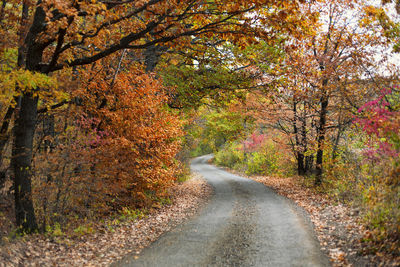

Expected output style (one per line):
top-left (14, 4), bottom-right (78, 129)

top-left (245, 140), bottom-right (295, 176)
top-left (214, 142), bottom-right (245, 170)
top-left (159, 40), bottom-right (253, 110)
top-left (46, 222), bottom-right (64, 237)
top-left (190, 143), bottom-right (214, 157)
top-left (357, 165), bottom-right (400, 249)
top-left (322, 132), bottom-right (400, 252)
top-left (0, 49), bottom-right (59, 103)
top-left (214, 138), bottom-right (295, 177)
top-left (161, 64), bottom-right (248, 109)
top-left (185, 106), bottom-right (252, 157)
top-left (176, 165), bottom-right (192, 183)
top-left (204, 110), bottom-right (249, 151)
top-left (73, 224), bottom-right (94, 237)
top-left (119, 207), bottom-right (146, 222)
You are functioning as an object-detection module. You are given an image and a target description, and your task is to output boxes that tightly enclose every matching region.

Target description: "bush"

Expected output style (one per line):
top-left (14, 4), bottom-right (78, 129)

top-left (215, 138), bottom-right (295, 177)
top-left (246, 139), bottom-right (294, 176)
top-left (215, 143), bottom-right (244, 169)
top-left (214, 142), bottom-right (245, 169)
top-left (30, 65), bottom-right (184, 233)
top-left (358, 161), bottom-right (400, 252)
top-left (322, 135), bottom-right (400, 253)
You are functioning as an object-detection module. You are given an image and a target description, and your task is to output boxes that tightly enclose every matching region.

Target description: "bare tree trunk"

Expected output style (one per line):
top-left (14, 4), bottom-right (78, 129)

top-left (144, 44), bottom-right (167, 72)
top-left (293, 99), bottom-right (306, 175)
top-left (42, 114), bottom-right (55, 152)
top-left (0, 0), bottom-right (29, 189)
top-left (300, 105), bottom-right (310, 174)
top-left (11, 1), bottom-right (46, 233)
top-left (0, 106), bottom-right (15, 188)
top-left (332, 125), bottom-right (343, 160)
top-left (305, 155), bottom-right (314, 174)
top-left (12, 93), bottom-right (39, 232)
top-left (315, 90), bottom-right (328, 185)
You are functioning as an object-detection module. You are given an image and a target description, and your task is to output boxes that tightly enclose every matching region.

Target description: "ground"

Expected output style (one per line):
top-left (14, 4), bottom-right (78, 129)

top-left (1, 157), bottom-right (399, 266)
top-left (221, 168), bottom-right (400, 267)
top-left (113, 155), bottom-right (329, 267)
top-left (0, 174), bottom-right (211, 266)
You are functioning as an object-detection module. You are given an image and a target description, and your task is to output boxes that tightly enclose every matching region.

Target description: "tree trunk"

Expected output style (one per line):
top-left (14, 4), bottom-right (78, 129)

top-left (11, 2), bottom-right (46, 232)
top-left (0, 0), bottom-right (29, 189)
top-left (11, 93), bottom-right (39, 232)
top-left (300, 106), bottom-right (309, 174)
top-left (315, 94), bottom-right (328, 185)
top-left (332, 125), bottom-right (343, 160)
top-left (293, 98), bottom-right (306, 175)
top-left (144, 44), bottom-right (167, 72)
top-left (297, 152), bottom-right (305, 175)
top-left (305, 155), bottom-right (314, 174)
top-left (0, 105), bottom-right (15, 189)
top-left (42, 114), bottom-right (55, 152)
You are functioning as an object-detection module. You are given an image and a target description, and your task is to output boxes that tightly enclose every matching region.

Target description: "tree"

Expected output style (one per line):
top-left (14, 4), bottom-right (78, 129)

top-left (245, 0), bottom-right (390, 183)
top-left (362, 0), bottom-right (400, 52)
top-left (0, 0), bottom-right (311, 232)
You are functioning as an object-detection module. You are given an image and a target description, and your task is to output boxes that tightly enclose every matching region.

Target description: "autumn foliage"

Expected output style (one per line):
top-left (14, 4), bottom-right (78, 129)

top-left (30, 60), bottom-right (183, 228)
top-left (0, 0), bottom-right (398, 262)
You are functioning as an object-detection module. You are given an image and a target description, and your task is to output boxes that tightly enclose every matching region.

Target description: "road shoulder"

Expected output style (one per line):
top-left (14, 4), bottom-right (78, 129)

top-left (217, 165), bottom-right (400, 267)
top-left (0, 173), bottom-right (212, 266)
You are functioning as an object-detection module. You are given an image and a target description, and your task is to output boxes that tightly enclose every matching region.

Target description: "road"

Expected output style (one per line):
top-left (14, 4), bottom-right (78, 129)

top-left (113, 155), bottom-right (330, 267)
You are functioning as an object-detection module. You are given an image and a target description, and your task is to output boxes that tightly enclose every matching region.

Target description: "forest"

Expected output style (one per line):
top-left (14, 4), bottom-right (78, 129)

top-left (0, 0), bottom-right (399, 265)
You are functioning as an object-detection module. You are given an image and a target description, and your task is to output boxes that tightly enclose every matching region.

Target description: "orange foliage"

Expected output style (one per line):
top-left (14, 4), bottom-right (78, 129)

top-left (32, 61), bottom-right (183, 226)
top-left (77, 62), bottom-right (183, 207)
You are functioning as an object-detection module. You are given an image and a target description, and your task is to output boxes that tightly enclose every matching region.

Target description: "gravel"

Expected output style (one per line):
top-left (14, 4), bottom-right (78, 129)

top-left (114, 155), bottom-right (329, 267)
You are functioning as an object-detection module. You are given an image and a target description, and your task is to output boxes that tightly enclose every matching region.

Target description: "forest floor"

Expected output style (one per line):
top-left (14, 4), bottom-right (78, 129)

top-left (0, 173), bottom-right (212, 266)
top-left (217, 165), bottom-right (400, 267)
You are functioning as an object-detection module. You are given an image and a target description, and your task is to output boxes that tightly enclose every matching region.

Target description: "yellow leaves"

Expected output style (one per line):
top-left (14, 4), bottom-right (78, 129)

top-left (0, 69), bottom-right (58, 99)
top-left (360, 5), bottom-right (385, 27)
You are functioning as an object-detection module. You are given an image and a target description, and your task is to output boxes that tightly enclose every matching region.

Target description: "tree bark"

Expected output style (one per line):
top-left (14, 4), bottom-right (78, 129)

top-left (11, 2), bottom-right (46, 232)
top-left (300, 106), bottom-right (310, 174)
top-left (11, 93), bottom-right (39, 232)
top-left (0, 0), bottom-right (29, 189)
top-left (292, 99), bottom-right (306, 175)
top-left (305, 155), bottom-right (314, 174)
top-left (0, 106), bottom-right (15, 189)
top-left (315, 92), bottom-right (328, 185)
top-left (42, 114), bottom-right (55, 152)
top-left (144, 44), bottom-right (167, 72)
top-left (332, 125), bottom-right (342, 160)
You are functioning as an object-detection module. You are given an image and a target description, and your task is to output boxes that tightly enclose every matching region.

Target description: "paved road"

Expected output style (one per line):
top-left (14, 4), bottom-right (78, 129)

top-left (113, 155), bottom-right (330, 267)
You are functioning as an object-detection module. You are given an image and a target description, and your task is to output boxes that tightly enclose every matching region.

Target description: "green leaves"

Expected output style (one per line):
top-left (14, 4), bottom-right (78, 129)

top-left (161, 64), bottom-right (250, 109)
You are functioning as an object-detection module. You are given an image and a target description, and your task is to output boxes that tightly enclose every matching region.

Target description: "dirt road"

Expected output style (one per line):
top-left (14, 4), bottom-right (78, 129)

top-left (113, 155), bottom-right (329, 267)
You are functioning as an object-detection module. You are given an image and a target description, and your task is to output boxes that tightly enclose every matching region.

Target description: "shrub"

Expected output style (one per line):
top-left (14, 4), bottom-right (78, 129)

top-left (245, 140), bottom-right (292, 176)
top-left (214, 142), bottom-right (245, 169)
top-left (322, 131), bottom-right (400, 253)
top-left (215, 137), bottom-right (295, 177)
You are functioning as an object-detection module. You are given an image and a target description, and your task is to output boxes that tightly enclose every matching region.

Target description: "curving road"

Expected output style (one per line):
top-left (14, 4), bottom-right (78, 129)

top-left (113, 155), bottom-right (330, 267)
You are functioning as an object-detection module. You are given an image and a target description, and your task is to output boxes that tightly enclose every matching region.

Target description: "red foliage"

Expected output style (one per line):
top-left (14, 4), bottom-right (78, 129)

top-left (356, 86), bottom-right (400, 159)
top-left (241, 132), bottom-right (267, 153)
